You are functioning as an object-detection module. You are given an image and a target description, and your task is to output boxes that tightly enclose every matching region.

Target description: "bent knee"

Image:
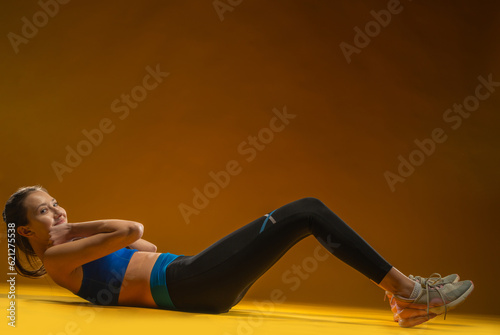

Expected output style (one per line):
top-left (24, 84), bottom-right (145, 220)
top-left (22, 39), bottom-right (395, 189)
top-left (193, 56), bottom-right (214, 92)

top-left (295, 197), bottom-right (328, 211)
top-left (290, 197), bottom-right (332, 221)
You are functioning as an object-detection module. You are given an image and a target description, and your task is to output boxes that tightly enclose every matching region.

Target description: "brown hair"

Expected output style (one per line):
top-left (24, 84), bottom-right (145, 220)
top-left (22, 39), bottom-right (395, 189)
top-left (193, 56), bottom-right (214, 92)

top-left (3, 185), bottom-right (48, 278)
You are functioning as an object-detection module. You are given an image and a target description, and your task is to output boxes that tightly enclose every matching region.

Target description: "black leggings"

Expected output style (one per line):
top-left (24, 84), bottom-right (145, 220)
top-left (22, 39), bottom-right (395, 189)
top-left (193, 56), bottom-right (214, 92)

top-left (166, 197), bottom-right (393, 313)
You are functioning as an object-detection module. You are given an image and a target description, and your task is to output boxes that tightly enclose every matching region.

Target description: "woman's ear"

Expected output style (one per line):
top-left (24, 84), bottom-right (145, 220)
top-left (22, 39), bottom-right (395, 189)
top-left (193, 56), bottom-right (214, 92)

top-left (17, 225), bottom-right (33, 237)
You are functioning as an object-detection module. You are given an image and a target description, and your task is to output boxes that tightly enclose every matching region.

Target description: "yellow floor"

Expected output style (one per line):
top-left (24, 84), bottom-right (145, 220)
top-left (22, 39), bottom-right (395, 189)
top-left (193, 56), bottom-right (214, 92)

top-left (2, 284), bottom-right (499, 335)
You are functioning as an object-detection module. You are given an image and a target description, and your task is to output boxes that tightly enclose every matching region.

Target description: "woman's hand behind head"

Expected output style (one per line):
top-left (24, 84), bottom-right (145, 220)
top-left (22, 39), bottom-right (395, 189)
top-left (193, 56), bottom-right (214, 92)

top-left (49, 222), bottom-right (74, 246)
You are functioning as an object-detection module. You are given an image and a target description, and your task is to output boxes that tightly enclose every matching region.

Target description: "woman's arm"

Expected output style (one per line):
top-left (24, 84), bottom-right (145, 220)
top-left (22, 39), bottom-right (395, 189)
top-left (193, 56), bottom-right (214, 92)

top-left (44, 220), bottom-right (143, 274)
top-left (50, 220), bottom-right (143, 244)
top-left (127, 239), bottom-right (157, 252)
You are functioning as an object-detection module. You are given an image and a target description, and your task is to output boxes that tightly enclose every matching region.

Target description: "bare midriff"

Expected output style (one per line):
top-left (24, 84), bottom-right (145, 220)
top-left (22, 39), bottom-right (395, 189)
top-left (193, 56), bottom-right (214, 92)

top-left (117, 251), bottom-right (162, 307)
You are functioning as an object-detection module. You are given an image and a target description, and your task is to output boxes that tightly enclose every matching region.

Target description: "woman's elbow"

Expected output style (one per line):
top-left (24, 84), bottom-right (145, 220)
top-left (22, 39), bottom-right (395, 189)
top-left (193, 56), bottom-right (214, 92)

top-left (127, 221), bottom-right (144, 240)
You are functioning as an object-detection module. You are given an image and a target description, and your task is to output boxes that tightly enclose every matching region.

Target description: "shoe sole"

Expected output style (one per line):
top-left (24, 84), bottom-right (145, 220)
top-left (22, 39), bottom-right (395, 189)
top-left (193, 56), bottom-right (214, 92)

top-left (399, 314), bottom-right (437, 328)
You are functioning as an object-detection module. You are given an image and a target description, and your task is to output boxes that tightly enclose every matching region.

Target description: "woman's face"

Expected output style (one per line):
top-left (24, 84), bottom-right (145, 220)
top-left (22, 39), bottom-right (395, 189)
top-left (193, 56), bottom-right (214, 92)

top-left (22, 190), bottom-right (67, 240)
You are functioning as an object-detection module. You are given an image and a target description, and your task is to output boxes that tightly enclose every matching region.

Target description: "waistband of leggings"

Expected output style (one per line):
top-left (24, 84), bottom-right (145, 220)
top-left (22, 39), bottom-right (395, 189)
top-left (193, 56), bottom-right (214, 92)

top-left (150, 252), bottom-right (181, 309)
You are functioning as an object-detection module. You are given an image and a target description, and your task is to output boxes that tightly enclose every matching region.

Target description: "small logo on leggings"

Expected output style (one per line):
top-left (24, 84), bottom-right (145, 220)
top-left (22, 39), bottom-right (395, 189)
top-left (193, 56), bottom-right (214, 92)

top-left (259, 210), bottom-right (277, 233)
top-left (264, 214), bottom-right (276, 224)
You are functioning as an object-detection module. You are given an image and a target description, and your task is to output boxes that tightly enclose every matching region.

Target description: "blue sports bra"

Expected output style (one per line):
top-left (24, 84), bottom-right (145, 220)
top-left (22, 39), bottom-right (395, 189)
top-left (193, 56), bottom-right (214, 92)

top-left (76, 247), bottom-right (138, 305)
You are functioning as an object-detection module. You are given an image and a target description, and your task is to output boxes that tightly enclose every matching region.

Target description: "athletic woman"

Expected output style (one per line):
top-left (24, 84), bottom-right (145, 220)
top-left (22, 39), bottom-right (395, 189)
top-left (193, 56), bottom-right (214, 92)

top-left (3, 186), bottom-right (473, 328)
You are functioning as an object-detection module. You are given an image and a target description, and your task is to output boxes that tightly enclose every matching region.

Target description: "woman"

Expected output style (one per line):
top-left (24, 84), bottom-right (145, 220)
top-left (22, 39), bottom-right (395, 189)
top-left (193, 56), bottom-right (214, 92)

top-left (3, 185), bottom-right (473, 328)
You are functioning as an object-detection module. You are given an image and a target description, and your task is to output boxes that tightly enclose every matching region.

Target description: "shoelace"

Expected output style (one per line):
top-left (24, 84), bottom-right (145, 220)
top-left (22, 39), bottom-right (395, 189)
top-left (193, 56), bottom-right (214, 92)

top-left (424, 273), bottom-right (448, 320)
top-left (412, 272), bottom-right (443, 286)
top-left (384, 273), bottom-right (449, 321)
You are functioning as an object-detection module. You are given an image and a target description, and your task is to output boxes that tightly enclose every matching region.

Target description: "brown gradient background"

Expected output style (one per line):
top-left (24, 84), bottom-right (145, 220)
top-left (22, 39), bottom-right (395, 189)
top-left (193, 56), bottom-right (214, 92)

top-left (1, 0), bottom-right (499, 317)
